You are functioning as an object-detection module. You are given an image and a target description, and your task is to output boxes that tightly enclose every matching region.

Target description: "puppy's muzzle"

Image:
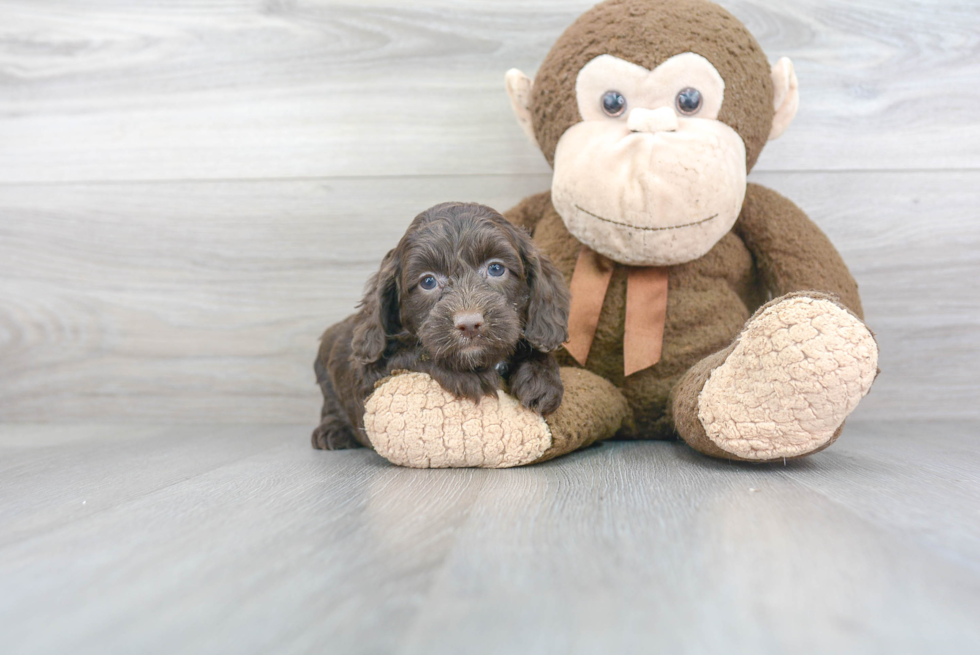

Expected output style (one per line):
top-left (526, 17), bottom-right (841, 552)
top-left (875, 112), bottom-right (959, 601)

top-left (453, 311), bottom-right (485, 340)
top-left (418, 271), bottom-right (522, 370)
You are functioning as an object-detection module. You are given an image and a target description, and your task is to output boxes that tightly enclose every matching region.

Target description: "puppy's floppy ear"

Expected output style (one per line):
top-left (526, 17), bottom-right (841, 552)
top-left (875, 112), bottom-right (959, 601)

top-left (519, 233), bottom-right (570, 352)
top-left (351, 248), bottom-right (401, 364)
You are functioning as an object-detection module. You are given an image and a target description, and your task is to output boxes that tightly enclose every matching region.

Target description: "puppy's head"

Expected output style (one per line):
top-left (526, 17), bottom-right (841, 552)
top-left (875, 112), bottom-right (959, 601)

top-left (352, 202), bottom-right (570, 371)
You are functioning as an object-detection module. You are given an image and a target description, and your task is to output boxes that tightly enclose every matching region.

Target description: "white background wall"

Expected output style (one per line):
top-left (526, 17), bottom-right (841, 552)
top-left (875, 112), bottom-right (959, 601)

top-left (1, 0), bottom-right (977, 424)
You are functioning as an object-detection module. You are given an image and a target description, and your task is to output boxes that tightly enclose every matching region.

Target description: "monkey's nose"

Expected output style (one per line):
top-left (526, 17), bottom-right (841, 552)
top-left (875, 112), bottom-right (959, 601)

top-left (627, 106), bottom-right (678, 134)
top-left (454, 312), bottom-right (485, 339)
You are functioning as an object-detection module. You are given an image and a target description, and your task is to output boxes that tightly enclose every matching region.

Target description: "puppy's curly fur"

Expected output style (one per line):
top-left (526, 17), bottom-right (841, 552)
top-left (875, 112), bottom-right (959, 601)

top-left (312, 202), bottom-right (571, 450)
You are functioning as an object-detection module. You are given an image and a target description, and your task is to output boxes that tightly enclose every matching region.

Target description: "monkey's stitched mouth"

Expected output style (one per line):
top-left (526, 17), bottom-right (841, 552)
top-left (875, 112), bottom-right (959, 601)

top-left (574, 205), bottom-right (718, 232)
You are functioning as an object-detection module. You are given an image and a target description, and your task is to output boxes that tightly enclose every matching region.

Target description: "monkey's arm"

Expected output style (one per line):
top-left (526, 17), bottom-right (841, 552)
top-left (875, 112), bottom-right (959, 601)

top-left (735, 183), bottom-right (864, 318)
top-left (503, 190), bottom-right (553, 234)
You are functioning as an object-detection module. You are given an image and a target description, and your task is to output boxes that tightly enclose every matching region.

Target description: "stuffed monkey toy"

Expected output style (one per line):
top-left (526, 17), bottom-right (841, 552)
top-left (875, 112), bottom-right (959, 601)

top-left (362, 0), bottom-right (878, 467)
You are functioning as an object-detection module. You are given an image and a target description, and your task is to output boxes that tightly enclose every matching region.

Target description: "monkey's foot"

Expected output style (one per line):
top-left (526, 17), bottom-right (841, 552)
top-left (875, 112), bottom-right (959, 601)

top-left (363, 372), bottom-right (552, 468)
top-left (696, 294), bottom-right (878, 460)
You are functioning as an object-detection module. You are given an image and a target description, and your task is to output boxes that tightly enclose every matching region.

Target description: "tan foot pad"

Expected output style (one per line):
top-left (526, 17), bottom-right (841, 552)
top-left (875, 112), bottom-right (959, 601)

top-left (363, 372), bottom-right (553, 468)
top-left (698, 296), bottom-right (878, 460)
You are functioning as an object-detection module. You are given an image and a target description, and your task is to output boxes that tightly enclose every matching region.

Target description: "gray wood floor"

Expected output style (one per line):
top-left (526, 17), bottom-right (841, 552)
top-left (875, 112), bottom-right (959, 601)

top-left (2, 421), bottom-right (980, 654)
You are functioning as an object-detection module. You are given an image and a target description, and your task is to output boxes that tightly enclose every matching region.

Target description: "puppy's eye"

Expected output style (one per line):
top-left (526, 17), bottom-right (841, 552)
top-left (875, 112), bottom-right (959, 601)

top-left (675, 87), bottom-right (702, 115)
top-left (419, 275), bottom-right (438, 290)
top-left (601, 90), bottom-right (627, 117)
top-left (487, 263), bottom-right (506, 278)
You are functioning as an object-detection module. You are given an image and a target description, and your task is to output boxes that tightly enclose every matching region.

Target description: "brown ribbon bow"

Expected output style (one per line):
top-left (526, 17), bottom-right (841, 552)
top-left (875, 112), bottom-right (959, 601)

top-left (563, 246), bottom-right (669, 376)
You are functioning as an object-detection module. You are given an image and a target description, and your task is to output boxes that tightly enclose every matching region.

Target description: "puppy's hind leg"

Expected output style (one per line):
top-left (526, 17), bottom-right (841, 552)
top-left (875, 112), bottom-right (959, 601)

top-left (312, 359), bottom-right (361, 451)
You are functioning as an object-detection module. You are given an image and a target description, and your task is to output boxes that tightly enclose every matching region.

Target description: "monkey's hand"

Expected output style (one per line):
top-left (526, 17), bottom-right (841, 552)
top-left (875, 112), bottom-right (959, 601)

top-left (361, 368), bottom-right (630, 469)
top-left (362, 371), bottom-right (552, 468)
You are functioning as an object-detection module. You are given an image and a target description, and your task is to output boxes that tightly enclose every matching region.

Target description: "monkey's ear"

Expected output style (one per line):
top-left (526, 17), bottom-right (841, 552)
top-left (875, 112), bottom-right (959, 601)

top-left (505, 69), bottom-right (538, 147)
top-left (351, 249), bottom-right (401, 365)
top-left (769, 57), bottom-right (800, 141)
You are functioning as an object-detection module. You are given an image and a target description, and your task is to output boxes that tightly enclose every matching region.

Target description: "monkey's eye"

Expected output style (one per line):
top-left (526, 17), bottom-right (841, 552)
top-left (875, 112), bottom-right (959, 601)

top-left (601, 90), bottom-right (627, 117)
top-left (419, 275), bottom-right (438, 290)
top-left (675, 87), bottom-right (703, 115)
top-left (487, 262), bottom-right (506, 278)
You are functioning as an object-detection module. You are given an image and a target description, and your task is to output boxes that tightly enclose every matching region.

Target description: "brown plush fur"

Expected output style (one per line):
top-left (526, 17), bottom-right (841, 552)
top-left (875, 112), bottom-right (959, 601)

top-left (506, 184), bottom-right (863, 447)
top-left (537, 367), bottom-right (634, 463)
top-left (313, 202), bottom-right (570, 451)
top-left (529, 0), bottom-right (774, 171)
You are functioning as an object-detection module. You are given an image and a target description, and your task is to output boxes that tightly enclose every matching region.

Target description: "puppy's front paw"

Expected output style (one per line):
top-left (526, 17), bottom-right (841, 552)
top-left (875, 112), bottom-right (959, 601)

top-left (311, 419), bottom-right (360, 450)
top-left (510, 356), bottom-right (564, 415)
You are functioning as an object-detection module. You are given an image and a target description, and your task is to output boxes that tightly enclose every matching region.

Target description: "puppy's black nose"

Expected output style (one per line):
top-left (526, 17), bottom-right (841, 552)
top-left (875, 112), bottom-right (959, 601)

top-left (454, 312), bottom-right (485, 339)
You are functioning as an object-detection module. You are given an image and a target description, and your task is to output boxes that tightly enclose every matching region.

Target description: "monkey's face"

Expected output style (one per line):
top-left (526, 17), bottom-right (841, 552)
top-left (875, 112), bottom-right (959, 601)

top-left (505, 0), bottom-right (801, 266)
top-left (551, 53), bottom-right (747, 267)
